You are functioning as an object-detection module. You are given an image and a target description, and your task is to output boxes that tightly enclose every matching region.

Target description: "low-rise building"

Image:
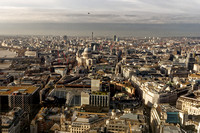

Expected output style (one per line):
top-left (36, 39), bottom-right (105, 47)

top-left (1, 107), bottom-right (28, 133)
top-left (25, 51), bottom-right (38, 57)
top-left (151, 104), bottom-right (181, 133)
top-left (30, 107), bottom-right (63, 133)
top-left (106, 119), bottom-right (129, 133)
top-left (120, 113), bottom-right (148, 133)
top-left (176, 90), bottom-right (200, 115)
top-left (70, 112), bottom-right (107, 133)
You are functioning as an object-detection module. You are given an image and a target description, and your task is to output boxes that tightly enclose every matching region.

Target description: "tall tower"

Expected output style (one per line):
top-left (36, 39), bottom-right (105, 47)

top-left (92, 32), bottom-right (94, 41)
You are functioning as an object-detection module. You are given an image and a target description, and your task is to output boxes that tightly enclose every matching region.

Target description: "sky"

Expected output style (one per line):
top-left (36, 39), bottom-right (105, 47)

top-left (1, 0), bottom-right (200, 24)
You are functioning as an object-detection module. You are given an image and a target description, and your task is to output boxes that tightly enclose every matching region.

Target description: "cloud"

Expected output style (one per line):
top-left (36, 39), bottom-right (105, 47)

top-left (0, 0), bottom-right (200, 23)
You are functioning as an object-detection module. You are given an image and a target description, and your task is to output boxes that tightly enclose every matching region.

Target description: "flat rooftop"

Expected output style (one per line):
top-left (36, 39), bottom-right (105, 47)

top-left (0, 86), bottom-right (38, 95)
top-left (163, 125), bottom-right (181, 133)
top-left (157, 104), bottom-right (179, 113)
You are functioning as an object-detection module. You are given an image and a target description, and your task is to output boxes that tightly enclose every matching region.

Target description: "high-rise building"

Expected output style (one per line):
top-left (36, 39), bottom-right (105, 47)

top-left (63, 35), bottom-right (68, 43)
top-left (92, 32), bottom-right (93, 41)
top-left (0, 86), bottom-right (40, 116)
top-left (113, 35), bottom-right (117, 42)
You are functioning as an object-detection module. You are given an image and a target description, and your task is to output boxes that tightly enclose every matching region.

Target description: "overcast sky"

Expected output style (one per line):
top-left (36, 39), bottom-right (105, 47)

top-left (0, 0), bottom-right (200, 23)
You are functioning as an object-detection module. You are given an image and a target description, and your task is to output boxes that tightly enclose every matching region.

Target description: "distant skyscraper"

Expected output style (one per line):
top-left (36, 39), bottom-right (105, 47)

top-left (63, 35), bottom-right (68, 43)
top-left (92, 32), bottom-right (94, 41)
top-left (113, 35), bottom-right (117, 42)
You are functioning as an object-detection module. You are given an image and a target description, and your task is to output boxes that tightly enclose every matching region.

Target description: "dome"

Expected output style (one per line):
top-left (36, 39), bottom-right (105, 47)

top-left (84, 47), bottom-right (91, 53)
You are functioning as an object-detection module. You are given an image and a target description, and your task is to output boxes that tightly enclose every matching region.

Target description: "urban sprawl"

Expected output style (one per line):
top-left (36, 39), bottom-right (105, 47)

top-left (0, 35), bottom-right (200, 133)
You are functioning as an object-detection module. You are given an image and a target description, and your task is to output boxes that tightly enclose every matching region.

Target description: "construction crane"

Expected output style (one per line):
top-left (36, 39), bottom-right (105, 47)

top-left (100, 45), bottom-right (103, 51)
top-left (67, 55), bottom-right (70, 64)
top-left (57, 50), bottom-right (60, 63)
top-left (128, 121), bottom-right (132, 133)
top-left (110, 43), bottom-right (114, 51)
top-left (63, 51), bottom-right (66, 61)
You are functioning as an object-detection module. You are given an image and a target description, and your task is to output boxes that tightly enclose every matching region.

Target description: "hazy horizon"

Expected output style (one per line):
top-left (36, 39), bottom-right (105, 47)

top-left (0, 23), bottom-right (200, 37)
